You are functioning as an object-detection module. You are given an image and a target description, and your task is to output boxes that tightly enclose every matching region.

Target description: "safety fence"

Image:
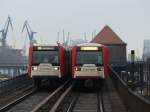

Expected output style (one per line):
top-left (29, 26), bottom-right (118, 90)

top-left (113, 62), bottom-right (150, 98)
top-left (0, 74), bottom-right (33, 95)
top-left (109, 66), bottom-right (150, 112)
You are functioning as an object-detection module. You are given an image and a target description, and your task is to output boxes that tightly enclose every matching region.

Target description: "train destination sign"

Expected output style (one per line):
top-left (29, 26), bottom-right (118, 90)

top-left (32, 46), bottom-right (57, 50)
top-left (80, 47), bottom-right (98, 51)
top-left (37, 46), bottom-right (55, 50)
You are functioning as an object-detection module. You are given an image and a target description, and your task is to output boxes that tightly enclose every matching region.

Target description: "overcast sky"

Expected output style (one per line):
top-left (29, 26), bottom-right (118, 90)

top-left (0, 0), bottom-right (150, 57)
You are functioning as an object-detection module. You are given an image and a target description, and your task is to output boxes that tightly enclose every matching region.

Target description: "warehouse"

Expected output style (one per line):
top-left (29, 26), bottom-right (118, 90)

top-left (91, 25), bottom-right (127, 66)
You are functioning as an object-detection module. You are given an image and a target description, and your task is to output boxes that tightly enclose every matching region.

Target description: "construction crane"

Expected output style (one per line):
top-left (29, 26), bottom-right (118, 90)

top-left (0, 16), bottom-right (13, 47)
top-left (22, 20), bottom-right (36, 45)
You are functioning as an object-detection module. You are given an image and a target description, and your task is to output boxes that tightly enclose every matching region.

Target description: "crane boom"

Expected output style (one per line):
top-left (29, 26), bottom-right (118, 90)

top-left (0, 16), bottom-right (13, 47)
top-left (22, 20), bottom-right (36, 45)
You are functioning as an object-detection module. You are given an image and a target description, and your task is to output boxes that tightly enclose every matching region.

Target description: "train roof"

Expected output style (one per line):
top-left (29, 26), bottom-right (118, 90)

top-left (76, 43), bottom-right (104, 47)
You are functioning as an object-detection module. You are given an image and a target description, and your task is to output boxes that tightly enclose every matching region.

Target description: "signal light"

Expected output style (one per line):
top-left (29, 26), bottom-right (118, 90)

top-left (131, 50), bottom-right (135, 62)
top-left (131, 50), bottom-right (135, 54)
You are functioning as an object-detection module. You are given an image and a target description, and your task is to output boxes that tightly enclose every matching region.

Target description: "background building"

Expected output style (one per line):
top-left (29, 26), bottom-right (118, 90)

top-left (143, 39), bottom-right (150, 61)
top-left (91, 25), bottom-right (127, 66)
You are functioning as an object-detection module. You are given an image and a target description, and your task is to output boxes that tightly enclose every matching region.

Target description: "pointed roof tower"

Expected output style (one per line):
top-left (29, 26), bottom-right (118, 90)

top-left (91, 25), bottom-right (126, 45)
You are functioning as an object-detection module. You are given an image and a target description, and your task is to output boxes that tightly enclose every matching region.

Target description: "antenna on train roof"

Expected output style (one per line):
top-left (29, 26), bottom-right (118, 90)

top-left (57, 32), bottom-right (59, 43)
top-left (93, 29), bottom-right (96, 37)
top-left (91, 29), bottom-right (96, 40)
top-left (62, 29), bottom-right (65, 44)
top-left (84, 32), bottom-right (87, 42)
top-left (67, 32), bottom-right (70, 46)
top-left (92, 32), bottom-right (94, 39)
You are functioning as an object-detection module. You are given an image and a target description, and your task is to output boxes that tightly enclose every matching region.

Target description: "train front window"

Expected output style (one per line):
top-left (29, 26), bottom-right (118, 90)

top-left (32, 51), bottom-right (59, 65)
top-left (76, 51), bottom-right (102, 66)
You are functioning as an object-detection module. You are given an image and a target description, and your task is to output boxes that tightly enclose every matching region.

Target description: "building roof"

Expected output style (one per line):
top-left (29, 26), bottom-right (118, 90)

top-left (91, 25), bottom-right (126, 45)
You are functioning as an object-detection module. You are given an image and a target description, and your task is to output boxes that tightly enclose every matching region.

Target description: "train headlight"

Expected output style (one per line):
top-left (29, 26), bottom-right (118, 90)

top-left (97, 67), bottom-right (104, 71)
top-left (75, 67), bottom-right (78, 71)
top-left (54, 67), bottom-right (59, 70)
top-left (75, 67), bottom-right (81, 71)
top-left (32, 67), bottom-right (38, 70)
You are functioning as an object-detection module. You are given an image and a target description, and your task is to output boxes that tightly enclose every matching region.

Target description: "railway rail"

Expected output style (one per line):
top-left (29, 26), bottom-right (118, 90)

top-left (0, 85), bottom-right (35, 109)
top-left (0, 79), bottom-right (70, 112)
top-left (0, 74), bottom-right (33, 96)
top-left (0, 87), bottom-right (37, 112)
top-left (68, 91), bottom-right (103, 112)
top-left (50, 80), bottom-right (129, 112)
top-left (53, 86), bottom-right (105, 112)
top-left (31, 80), bottom-right (72, 112)
top-left (5, 90), bottom-right (51, 112)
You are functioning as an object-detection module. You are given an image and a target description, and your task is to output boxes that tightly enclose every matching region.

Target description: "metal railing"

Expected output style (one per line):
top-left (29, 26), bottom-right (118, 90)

top-left (0, 74), bottom-right (33, 95)
top-left (109, 65), bottom-right (150, 112)
top-left (113, 62), bottom-right (150, 96)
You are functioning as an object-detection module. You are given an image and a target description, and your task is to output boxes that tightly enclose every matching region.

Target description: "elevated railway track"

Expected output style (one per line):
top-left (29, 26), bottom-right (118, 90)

top-left (54, 84), bottom-right (128, 112)
top-left (67, 91), bottom-right (103, 112)
top-left (0, 80), bottom-right (71, 112)
top-left (31, 80), bottom-right (72, 112)
top-left (0, 85), bottom-right (34, 109)
top-left (0, 66), bottom-right (150, 112)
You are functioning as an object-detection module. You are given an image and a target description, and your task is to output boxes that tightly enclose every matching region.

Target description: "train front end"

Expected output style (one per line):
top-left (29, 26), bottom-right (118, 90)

top-left (72, 43), bottom-right (108, 80)
top-left (28, 44), bottom-right (65, 86)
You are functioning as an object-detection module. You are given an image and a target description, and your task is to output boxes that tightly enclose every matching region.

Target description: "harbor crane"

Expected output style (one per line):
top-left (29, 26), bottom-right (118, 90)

top-left (0, 16), bottom-right (13, 47)
top-left (22, 20), bottom-right (36, 45)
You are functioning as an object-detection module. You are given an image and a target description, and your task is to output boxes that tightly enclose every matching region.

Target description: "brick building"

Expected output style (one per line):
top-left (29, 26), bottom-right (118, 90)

top-left (91, 25), bottom-right (127, 65)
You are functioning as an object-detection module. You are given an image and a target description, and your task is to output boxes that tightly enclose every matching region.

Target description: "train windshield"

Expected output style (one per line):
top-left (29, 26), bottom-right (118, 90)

top-left (32, 51), bottom-right (59, 65)
top-left (76, 51), bottom-right (102, 66)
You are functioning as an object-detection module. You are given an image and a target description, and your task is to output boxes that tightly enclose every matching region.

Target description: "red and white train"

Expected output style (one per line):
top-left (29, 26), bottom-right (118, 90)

top-left (28, 44), bottom-right (66, 87)
top-left (71, 43), bottom-right (108, 85)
